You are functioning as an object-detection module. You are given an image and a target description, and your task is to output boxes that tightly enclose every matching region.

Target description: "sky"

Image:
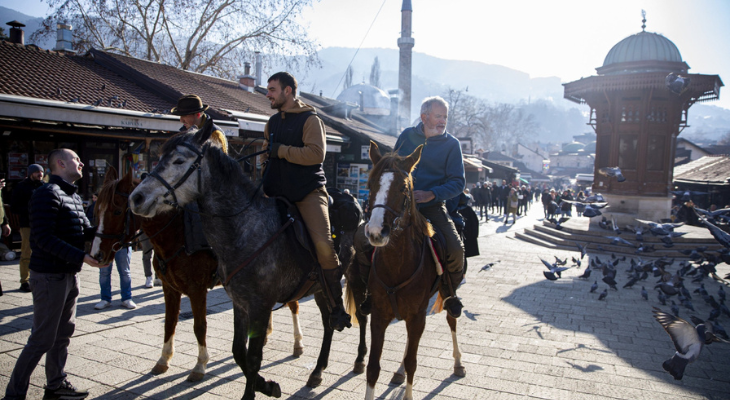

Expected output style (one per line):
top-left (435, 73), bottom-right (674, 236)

top-left (5, 0), bottom-right (730, 109)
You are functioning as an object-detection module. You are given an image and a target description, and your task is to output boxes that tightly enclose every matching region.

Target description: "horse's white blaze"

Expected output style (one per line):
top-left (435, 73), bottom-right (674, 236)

top-left (365, 172), bottom-right (394, 238)
top-left (193, 343), bottom-right (209, 374)
top-left (89, 211), bottom-right (105, 257)
top-left (157, 336), bottom-right (174, 367)
top-left (364, 385), bottom-right (375, 400)
top-left (451, 330), bottom-right (463, 369)
top-left (292, 312), bottom-right (303, 349)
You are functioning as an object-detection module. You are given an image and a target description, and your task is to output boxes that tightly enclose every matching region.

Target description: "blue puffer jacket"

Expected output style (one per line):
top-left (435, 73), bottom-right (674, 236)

top-left (29, 175), bottom-right (96, 274)
top-left (395, 122), bottom-right (465, 208)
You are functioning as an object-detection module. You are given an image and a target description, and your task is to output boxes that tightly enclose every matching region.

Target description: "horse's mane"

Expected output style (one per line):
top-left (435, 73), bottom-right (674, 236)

top-left (370, 152), bottom-right (434, 238)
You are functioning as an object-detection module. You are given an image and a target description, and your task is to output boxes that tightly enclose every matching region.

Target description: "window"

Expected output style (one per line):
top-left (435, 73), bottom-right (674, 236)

top-left (647, 136), bottom-right (665, 171)
top-left (618, 135), bottom-right (638, 170)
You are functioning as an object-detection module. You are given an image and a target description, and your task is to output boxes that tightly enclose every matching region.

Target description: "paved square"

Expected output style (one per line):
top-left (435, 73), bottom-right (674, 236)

top-left (1, 205), bottom-right (729, 399)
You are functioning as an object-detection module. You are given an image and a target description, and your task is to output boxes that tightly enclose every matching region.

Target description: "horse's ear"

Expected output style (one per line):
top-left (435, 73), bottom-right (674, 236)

top-left (122, 168), bottom-right (134, 185)
top-left (104, 166), bottom-right (118, 183)
top-left (404, 145), bottom-right (423, 173)
top-left (369, 141), bottom-right (382, 165)
top-left (193, 118), bottom-right (214, 147)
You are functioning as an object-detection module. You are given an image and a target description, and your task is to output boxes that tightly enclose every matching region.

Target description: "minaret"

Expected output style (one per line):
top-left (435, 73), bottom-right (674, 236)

top-left (398, 0), bottom-right (414, 127)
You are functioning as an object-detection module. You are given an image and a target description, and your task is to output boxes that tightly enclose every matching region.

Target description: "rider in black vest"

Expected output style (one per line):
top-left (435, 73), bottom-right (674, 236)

top-left (262, 72), bottom-right (351, 332)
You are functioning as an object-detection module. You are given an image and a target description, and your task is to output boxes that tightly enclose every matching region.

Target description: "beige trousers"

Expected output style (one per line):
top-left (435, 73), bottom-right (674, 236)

top-left (296, 187), bottom-right (340, 271)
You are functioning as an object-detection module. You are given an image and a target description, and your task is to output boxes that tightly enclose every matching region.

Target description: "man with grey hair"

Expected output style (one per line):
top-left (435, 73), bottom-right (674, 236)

top-left (393, 96), bottom-right (466, 318)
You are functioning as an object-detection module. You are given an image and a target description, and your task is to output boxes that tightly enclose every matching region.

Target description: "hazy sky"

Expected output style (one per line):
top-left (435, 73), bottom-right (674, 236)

top-left (6, 0), bottom-right (730, 109)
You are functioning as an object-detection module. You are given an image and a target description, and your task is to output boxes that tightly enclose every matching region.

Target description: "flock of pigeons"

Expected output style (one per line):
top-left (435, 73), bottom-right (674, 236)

top-left (539, 215), bottom-right (730, 381)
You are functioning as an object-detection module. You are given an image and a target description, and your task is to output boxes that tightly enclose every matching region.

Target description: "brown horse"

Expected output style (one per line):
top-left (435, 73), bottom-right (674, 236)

top-left (89, 168), bottom-right (304, 382)
top-left (361, 142), bottom-right (465, 400)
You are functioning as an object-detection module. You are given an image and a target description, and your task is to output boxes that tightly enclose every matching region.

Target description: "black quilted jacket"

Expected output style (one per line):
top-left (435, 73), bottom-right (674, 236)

top-left (29, 175), bottom-right (96, 274)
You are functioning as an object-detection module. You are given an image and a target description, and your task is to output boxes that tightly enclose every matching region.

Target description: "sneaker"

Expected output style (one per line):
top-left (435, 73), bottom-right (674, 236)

top-left (121, 299), bottom-right (137, 309)
top-left (19, 282), bottom-right (32, 293)
top-left (94, 300), bottom-right (111, 310)
top-left (43, 379), bottom-right (89, 400)
top-left (145, 276), bottom-right (154, 288)
top-left (154, 278), bottom-right (162, 286)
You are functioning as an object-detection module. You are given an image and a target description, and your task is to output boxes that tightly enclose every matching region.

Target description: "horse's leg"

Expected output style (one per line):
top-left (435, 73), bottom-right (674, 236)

top-left (353, 307), bottom-right (368, 374)
top-left (306, 292), bottom-right (334, 388)
top-left (365, 315), bottom-right (388, 400)
top-left (151, 284), bottom-right (181, 375)
top-left (186, 288), bottom-right (210, 382)
top-left (287, 301), bottom-right (304, 357)
top-left (244, 307), bottom-right (281, 399)
top-left (447, 314), bottom-right (466, 377)
top-left (390, 337), bottom-right (408, 385)
top-left (401, 313), bottom-right (426, 400)
top-left (232, 307), bottom-right (253, 399)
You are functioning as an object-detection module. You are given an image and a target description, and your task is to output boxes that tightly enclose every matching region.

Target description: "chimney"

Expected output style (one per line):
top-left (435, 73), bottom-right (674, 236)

top-left (7, 21), bottom-right (25, 45)
top-left (237, 62), bottom-right (256, 92)
top-left (255, 51), bottom-right (262, 87)
top-left (358, 91), bottom-right (364, 112)
top-left (54, 23), bottom-right (74, 53)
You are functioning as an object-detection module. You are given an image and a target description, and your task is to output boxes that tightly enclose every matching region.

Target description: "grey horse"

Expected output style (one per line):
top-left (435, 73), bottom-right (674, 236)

top-left (129, 125), bottom-right (362, 399)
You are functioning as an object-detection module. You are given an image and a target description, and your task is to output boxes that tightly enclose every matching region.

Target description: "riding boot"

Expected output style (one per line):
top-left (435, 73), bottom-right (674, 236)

top-left (442, 270), bottom-right (464, 319)
top-left (321, 268), bottom-right (352, 331)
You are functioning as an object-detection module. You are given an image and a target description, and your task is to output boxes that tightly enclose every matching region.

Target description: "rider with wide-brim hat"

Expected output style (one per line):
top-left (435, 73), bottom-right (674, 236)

top-left (171, 94), bottom-right (228, 154)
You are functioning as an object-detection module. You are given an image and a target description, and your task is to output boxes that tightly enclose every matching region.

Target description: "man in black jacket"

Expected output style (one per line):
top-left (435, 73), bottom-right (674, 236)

top-left (10, 163), bottom-right (45, 293)
top-left (3, 149), bottom-right (107, 400)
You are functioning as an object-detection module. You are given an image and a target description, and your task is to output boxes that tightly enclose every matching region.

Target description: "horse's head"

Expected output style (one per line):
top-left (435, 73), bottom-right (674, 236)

top-left (130, 122), bottom-right (224, 217)
top-left (364, 141), bottom-right (423, 246)
top-left (90, 167), bottom-right (140, 263)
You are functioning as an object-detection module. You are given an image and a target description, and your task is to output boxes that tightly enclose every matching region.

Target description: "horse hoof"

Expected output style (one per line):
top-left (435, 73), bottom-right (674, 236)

top-left (306, 374), bottom-right (322, 388)
top-left (151, 364), bottom-right (168, 375)
top-left (353, 361), bottom-right (365, 374)
top-left (270, 382), bottom-right (282, 398)
top-left (390, 372), bottom-right (405, 385)
top-left (454, 366), bottom-right (466, 377)
top-left (293, 346), bottom-right (304, 357)
top-left (187, 371), bottom-right (205, 382)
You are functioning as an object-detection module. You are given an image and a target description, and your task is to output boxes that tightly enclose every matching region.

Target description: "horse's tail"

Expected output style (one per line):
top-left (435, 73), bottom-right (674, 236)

top-left (430, 291), bottom-right (445, 314)
top-left (344, 283), bottom-right (360, 327)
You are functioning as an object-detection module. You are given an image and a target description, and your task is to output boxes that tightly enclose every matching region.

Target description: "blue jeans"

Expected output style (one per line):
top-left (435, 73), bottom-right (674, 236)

top-left (98, 247), bottom-right (132, 302)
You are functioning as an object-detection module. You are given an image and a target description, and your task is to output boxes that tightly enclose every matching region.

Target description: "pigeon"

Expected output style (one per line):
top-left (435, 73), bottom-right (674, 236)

top-left (665, 72), bottom-right (691, 95)
top-left (641, 286), bottom-right (649, 300)
top-left (700, 218), bottom-right (730, 249)
top-left (602, 276), bottom-right (618, 290)
top-left (590, 281), bottom-right (598, 293)
top-left (673, 190), bottom-right (707, 203)
top-left (576, 242), bottom-right (588, 259)
top-left (653, 307), bottom-right (728, 380)
top-left (578, 267), bottom-right (592, 279)
top-left (658, 290), bottom-right (667, 305)
top-left (671, 301), bottom-right (680, 317)
top-left (540, 258), bottom-right (568, 280)
top-left (554, 256), bottom-right (567, 266)
top-left (69, 97), bottom-right (80, 103)
top-left (598, 166), bottom-right (626, 182)
top-left (598, 288), bottom-right (608, 301)
top-left (712, 321), bottom-right (729, 340)
top-left (93, 98), bottom-right (103, 106)
top-left (479, 263), bottom-right (495, 273)
top-left (57, 87), bottom-right (62, 97)
top-left (607, 236), bottom-right (633, 246)
top-left (719, 287), bottom-right (726, 302)
top-left (582, 206), bottom-right (602, 218)
top-left (624, 275), bottom-right (639, 289)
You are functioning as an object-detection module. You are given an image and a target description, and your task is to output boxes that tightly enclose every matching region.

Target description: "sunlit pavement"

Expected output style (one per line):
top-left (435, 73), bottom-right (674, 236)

top-left (1, 203), bottom-right (729, 399)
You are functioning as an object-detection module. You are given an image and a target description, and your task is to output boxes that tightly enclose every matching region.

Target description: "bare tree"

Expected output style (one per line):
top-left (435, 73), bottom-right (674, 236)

top-left (32, 0), bottom-right (319, 79)
top-left (343, 65), bottom-right (353, 90)
top-left (369, 56), bottom-right (380, 88)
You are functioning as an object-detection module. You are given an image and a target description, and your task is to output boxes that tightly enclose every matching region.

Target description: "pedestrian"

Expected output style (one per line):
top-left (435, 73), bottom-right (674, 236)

top-left (575, 191), bottom-right (586, 217)
top-left (0, 177), bottom-right (13, 297)
top-left (84, 192), bottom-right (97, 223)
top-left (137, 173), bottom-right (158, 288)
top-left (10, 164), bottom-right (45, 293)
top-left (94, 245), bottom-right (135, 310)
top-left (499, 180), bottom-right (509, 216)
top-left (482, 182), bottom-right (491, 221)
top-left (2, 148), bottom-right (107, 400)
top-left (560, 190), bottom-right (573, 217)
top-left (392, 95), bottom-right (466, 318)
top-left (504, 187), bottom-right (519, 225)
top-left (262, 72), bottom-right (350, 331)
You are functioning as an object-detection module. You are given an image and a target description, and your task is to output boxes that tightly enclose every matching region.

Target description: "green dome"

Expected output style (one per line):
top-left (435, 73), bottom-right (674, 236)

top-left (562, 142), bottom-right (585, 153)
top-left (603, 31), bottom-right (682, 67)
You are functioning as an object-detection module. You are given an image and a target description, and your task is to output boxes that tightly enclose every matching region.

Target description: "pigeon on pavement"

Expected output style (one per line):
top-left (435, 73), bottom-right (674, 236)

top-left (598, 288), bottom-right (608, 300)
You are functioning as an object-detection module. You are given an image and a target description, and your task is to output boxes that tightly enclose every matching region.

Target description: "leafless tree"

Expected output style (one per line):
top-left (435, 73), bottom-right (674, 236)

top-left (32, 0), bottom-right (319, 79)
top-left (369, 56), bottom-right (380, 88)
top-left (343, 65), bottom-right (353, 90)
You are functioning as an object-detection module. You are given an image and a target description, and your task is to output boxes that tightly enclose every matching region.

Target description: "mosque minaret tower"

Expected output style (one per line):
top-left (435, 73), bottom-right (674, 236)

top-left (398, 0), bottom-right (414, 126)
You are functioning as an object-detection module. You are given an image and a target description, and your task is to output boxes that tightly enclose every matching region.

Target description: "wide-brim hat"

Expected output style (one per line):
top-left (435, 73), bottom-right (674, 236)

top-left (171, 94), bottom-right (209, 116)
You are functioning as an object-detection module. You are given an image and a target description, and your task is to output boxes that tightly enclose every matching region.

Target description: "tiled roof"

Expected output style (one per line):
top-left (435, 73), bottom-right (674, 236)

top-left (0, 41), bottom-right (173, 113)
top-left (674, 155), bottom-right (730, 185)
top-left (91, 49), bottom-right (273, 117)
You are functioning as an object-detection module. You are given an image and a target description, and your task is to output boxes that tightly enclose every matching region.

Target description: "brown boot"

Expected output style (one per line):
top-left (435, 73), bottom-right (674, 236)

top-left (321, 268), bottom-right (352, 331)
top-left (443, 271), bottom-right (464, 319)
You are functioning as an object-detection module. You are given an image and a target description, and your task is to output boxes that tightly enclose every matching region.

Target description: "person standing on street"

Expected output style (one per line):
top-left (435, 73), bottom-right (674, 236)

top-left (10, 164), bottom-right (45, 293)
top-left (2, 148), bottom-right (107, 400)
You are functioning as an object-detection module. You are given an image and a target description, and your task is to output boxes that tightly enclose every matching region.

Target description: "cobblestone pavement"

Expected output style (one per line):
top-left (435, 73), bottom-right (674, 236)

top-left (1, 202), bottom-right (729, 399)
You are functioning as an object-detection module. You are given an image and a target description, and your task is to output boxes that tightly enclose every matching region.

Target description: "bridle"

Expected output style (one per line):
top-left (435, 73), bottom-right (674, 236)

top-left (369, 168), bottom-right (412, 233)
top-left (94, 190), bottom-right (143, 253)
top-left (149, 142), bottom-right (210, 209)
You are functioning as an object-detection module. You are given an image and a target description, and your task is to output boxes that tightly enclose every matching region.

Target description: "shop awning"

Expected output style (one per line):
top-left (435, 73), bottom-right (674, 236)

top-left (463, 157), bottom-right (493, 173)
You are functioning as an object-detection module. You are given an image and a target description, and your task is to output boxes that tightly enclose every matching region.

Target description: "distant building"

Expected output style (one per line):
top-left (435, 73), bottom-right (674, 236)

top-left (515, 143), bottom-right (548, 173)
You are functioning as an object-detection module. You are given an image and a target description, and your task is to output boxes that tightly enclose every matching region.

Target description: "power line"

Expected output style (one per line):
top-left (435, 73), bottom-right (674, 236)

top-left (330, 0), bottom-right (389, 98)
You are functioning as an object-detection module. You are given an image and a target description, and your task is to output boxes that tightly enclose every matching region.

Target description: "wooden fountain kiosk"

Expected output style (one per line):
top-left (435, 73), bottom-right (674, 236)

top-left (563, 17), bottom-right (723, 225)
